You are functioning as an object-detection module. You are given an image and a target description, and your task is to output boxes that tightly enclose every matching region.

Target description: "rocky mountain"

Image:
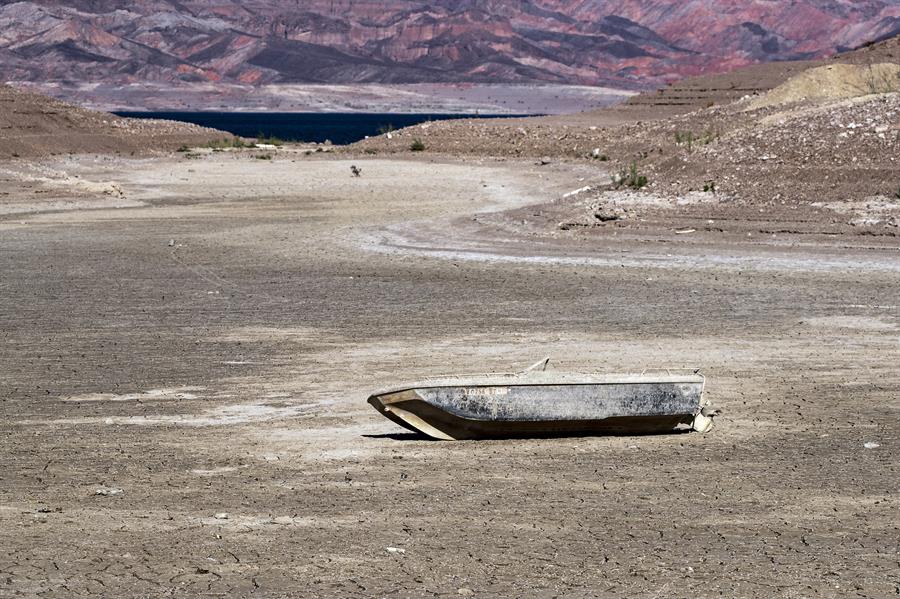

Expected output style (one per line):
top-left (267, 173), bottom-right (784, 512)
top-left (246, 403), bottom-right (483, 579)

top-left (1, 0), bottom-right (898, 95)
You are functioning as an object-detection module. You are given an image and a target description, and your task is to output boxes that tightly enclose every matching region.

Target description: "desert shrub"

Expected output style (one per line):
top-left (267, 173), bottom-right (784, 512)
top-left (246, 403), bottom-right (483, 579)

top-left (203, 137), bottom-right (248, 149)
top-left (676, 129), bottom-right (718, 152)
top-left (255, 153), bottom-right (273, 160)
top-left (410, 138), bottom-right (426, 152)
top-left (255, 133), bottom-right (284, 146)
top-left (703, 181), bottom-right (716, 193)
top-left (863, 66), bottom-right (900, 95)
top-left (177, 144), bottom-right (190, 152)
top-left (612, 162), bottom-right (648, 189)
top-left (378, 124), bottom-right (395, 135)
top-left (675, 131), bottom-right (695, 151)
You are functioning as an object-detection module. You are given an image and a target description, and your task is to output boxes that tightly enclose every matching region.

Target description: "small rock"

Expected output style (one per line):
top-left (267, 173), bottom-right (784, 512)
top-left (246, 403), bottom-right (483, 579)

top-left (458, 588), bottom-right (475, 597)
top-left (214, 512), bottom-right (230, 519)
top-left (863, 442), bottom-right (880, 449)
top-left (385, 547), bottom-right (406, 554)
top-left (593, 208), bottom-right (622, 222)
top-left (95, 487), bottom-right (124, 496)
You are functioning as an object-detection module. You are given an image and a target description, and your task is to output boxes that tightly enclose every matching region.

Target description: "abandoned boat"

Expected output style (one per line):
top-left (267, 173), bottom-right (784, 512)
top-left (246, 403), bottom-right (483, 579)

top-left (368, 360), bottom-right (715, 440)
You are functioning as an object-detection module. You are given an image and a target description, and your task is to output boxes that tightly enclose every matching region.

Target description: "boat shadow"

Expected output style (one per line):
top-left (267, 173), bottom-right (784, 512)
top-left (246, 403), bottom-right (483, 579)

top-left (362, 432), bottom-right (436, 441)
top-left (363, 428), bottom-right (695, 442)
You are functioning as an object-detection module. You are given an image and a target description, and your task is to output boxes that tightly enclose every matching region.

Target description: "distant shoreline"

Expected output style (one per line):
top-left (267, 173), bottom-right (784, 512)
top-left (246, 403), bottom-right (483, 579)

top-left (114, 111), bottom-right (540, 145)
top-left (12, 82), bottom-right (635, 117)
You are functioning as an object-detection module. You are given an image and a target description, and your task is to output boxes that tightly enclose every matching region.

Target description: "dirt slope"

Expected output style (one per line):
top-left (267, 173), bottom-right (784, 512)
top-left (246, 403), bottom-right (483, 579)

top-left (346, 35), bottom-right (900, 215)
top-left (0, 83), bottom-right (225, 159)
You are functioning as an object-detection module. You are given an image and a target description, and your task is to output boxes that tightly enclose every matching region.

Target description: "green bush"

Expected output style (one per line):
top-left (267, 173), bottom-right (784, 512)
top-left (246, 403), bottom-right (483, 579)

top-left (202, 137), bottom-right (248, 149)
top-left (410, 138), bottom-right (426, 152)
top-left (674, 131), bottom-right (694, 151)
top-left (612, 162), bottom-right (648, 189)
top-left (256, 133), bottom-right (284, 146)
top-left (675, 129), bottom-right (719, 152)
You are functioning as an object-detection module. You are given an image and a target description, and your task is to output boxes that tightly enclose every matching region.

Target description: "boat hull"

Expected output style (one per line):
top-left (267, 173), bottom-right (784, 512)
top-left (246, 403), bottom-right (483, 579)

top-left (368, 375), bottom-right (708, 440)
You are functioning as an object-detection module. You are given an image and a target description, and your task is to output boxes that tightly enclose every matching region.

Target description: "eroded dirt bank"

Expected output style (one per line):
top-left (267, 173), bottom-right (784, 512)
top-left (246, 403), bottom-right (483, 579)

top-left (1, 153), bottom-right (898, 598)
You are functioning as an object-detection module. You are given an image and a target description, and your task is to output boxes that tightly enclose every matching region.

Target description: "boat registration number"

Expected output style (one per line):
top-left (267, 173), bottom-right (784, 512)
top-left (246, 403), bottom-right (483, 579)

top-left (463, 387), bottom-right (510, 397)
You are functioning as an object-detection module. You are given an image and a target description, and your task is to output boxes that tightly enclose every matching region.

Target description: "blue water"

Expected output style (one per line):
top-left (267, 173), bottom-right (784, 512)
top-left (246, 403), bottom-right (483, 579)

top-left (114, 111), bottom-right (529, 145)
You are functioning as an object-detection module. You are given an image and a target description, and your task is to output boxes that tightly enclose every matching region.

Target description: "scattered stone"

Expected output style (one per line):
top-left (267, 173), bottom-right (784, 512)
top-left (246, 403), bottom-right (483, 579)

top-left (95, 487), bottom-right (124, 496)
top-left (168, 239), bottom-right (175, 247)
top-left (214, 512), bottom-right (230, 519)
top-left (863, 442), bottom-right (880, 449)
top-left (457, 588), bottom-right (475, 597)
top-left (385, 547), bottom-right (406, 554)
top-left (593, 207), bottom-right (622, 222)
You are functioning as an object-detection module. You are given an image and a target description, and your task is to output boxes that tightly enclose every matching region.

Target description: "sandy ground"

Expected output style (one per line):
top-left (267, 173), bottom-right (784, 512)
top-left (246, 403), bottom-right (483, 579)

top-left (1, 152), bottom-right (898, 598)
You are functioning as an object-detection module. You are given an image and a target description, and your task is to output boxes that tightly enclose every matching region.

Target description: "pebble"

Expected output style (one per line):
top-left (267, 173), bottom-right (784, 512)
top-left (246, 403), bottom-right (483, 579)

top-left (863, 442), bottom-right (880, 449)
top-left (95, 487), bottom-right (124, 496)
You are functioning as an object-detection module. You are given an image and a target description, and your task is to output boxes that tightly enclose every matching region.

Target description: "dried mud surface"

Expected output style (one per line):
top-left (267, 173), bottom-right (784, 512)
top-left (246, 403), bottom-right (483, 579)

top-left (1, 153), bottom-right (898, 598)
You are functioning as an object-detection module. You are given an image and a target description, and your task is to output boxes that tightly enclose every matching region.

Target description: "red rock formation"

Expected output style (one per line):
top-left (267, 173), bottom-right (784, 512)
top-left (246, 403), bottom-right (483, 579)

top-left (1, 0), bottom-right (897, 93)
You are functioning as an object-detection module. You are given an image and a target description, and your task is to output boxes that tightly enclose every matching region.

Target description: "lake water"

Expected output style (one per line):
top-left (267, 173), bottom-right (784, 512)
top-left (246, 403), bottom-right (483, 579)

top-left (114, 112), bottom-right (529, 145)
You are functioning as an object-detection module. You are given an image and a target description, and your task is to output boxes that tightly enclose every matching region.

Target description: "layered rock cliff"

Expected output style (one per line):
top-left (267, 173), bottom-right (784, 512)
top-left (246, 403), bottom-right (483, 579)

top-left (1, 0), bottom-right (897, 94)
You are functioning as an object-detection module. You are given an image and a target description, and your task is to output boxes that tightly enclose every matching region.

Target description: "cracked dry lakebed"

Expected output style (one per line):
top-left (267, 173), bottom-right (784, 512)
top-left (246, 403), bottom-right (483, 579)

top-left (0, 153), bottom-right (898, 598)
